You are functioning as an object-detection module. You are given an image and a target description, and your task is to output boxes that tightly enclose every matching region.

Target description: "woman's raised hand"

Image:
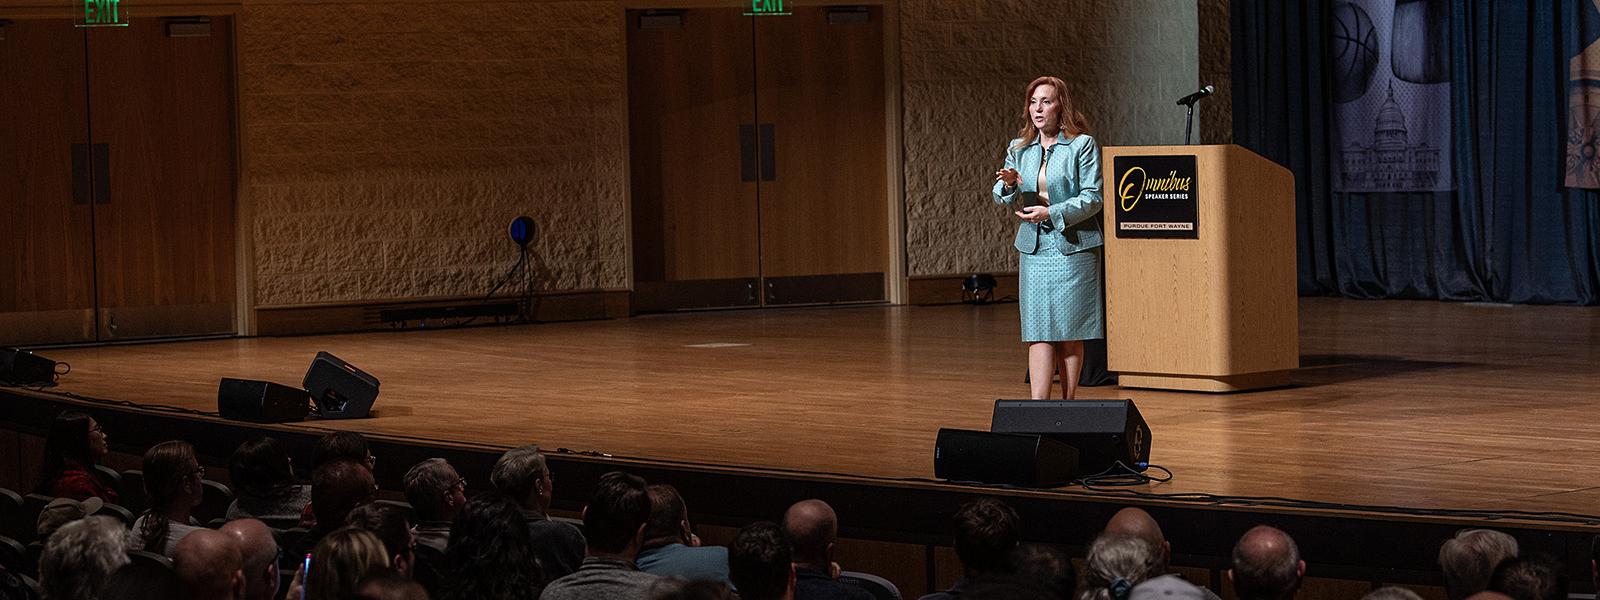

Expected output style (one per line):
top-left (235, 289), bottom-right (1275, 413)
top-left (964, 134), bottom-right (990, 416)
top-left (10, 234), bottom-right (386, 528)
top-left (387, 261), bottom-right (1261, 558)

top-left (995, 168), bottom-right (1020, 187)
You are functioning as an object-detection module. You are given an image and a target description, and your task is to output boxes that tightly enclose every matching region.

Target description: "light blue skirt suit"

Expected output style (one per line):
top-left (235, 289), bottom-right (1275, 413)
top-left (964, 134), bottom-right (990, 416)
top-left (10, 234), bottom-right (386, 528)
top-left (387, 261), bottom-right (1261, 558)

top-left (991, 132), bottom-right (1105, 342)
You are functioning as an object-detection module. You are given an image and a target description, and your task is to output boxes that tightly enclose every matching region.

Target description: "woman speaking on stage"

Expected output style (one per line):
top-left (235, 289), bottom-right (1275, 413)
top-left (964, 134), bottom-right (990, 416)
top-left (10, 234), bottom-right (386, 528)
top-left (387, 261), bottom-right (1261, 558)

top-left (991, 75), bottom-right (1104, 400)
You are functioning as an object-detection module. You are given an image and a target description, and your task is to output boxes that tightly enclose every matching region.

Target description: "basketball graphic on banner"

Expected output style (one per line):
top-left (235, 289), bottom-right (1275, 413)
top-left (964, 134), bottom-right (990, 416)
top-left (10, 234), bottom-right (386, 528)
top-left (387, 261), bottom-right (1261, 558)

top-left (1332, 2), bottom-right (1379, 104)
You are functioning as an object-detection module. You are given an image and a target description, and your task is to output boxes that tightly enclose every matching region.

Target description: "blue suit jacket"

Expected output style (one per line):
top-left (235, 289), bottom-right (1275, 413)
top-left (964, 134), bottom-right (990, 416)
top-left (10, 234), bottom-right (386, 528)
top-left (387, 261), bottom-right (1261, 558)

top-left (991, 132), bottom-right (1104, 255)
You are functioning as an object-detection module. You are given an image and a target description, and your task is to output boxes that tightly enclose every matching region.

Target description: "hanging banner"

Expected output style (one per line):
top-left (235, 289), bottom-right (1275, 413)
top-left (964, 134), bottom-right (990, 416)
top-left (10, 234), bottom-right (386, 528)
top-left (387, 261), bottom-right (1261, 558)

top-left (1566, 0), bottom-right (1600, 189)
top-left (1330, 0), bottom-right (1453, 193)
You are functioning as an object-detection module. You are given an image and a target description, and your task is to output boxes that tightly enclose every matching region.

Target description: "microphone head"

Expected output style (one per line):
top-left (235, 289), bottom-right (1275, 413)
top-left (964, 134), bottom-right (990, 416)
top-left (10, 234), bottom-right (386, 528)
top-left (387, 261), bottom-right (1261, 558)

top-left (1201, 84), bottom-right (1215, 95)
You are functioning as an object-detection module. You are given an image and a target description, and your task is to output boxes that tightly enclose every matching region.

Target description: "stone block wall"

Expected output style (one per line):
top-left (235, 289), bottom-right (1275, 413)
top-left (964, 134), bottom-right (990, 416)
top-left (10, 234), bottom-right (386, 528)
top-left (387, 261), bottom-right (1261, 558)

top-left (241, 0), bottom-right (628, 307)
top-left (901, 0), bottom-right (1200, 277)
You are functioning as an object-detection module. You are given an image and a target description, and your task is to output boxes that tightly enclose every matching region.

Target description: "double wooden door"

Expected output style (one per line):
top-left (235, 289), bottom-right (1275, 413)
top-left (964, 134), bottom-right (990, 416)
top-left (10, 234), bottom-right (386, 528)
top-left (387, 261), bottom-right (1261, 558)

top-left (627, 6), bottom-right (887, 311)
top-left (0, 17), bottom-right (236, 345)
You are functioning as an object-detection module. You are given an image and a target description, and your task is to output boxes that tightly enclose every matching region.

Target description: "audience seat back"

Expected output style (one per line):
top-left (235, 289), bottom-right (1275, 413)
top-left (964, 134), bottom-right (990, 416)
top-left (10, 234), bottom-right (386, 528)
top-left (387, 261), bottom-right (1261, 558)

top-left (127, 549), bottom-right (173, 571)
top-left (16, 495), bottom-right (51, 545)
top-left (195, 480), bottom-right (234, 524)
top-left (0, 488), bottom-right (23, 543)
top-left (118, 470), bottom-right (149, 515)
top-left (93, 465), bottom-right (124, 497)
top-left (840, 570), bottom-right (902, 600)
top-left (0, 535), bottom-right (25, 577)
top-left (96, 503), bottom-right (134, 527)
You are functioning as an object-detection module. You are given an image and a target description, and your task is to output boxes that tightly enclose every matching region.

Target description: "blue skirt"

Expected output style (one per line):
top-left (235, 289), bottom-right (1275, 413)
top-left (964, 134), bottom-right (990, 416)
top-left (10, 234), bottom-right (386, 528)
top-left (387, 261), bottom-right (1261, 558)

top-left (1018, 243), bottom-right (1104, 343)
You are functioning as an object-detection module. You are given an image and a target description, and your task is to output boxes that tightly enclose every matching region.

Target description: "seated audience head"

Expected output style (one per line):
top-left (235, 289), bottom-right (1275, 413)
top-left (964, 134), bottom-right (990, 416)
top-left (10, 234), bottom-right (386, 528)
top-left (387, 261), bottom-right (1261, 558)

top-left (728, 521), bottom-right (794, 600)
top-left (173, 528), bottom-right (247, 600)
top-left (643, 484), bottom-right (694, 550)
top-left (313, 431), bottom-right (375, 472)
top-left (1229, 526), bottom-right (1305, 600)
top-left (308, 526), bottom-right (391, 600)
top-left (39, 515), bottom-right (130, 600)
top-left (1013, 543), bottom-right (1077, 600)
top-left (137, 440), bottom-right (205, 553)
top-left (582, 471), bottom-right (651, 558)
top-left (355, 567), bottom-right (429, 600)
top-left (312, 459), bottom-right (377, 531)
top-left (649, 578), bottom-right (736, 600)
top-left (441, 491), bottom-right (543, 600)
top-left (1081, 533), bottom-right (1162, 600)
top-left (36, 496), bottom-right (103, 541)
top-left (1440, 529), bottom-right (1519, 600)
top-left (98, 559), bottom-right (183, 600)
top-left (953, 497), bottom-right (1022, 577)
top-left (221, 518), bottom-right (282, 600)
top-left (229, 437), bottom-right (297, 500)
top-left (404, 457), bottom-right (466, 523)
top-left (1362, 587), bottom-right (1424, 600)
top-left (781, 499), bottom-right (838, 571)
top-left (490, 444), bottom-right (552, 512)
top-left (1106, 507), bottom-right (1170, 572)
top-left (36, 410), bottom-right (110, 496)
top-left (347, 504), bottom-right (416, 577)
top-left (1488, 555), bottom-right (1566, 600)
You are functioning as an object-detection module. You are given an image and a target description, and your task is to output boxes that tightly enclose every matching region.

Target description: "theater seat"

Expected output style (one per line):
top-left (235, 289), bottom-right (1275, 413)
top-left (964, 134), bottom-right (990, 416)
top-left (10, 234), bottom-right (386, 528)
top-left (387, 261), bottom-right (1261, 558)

top-left (840, 570), bottom-right (901, 600)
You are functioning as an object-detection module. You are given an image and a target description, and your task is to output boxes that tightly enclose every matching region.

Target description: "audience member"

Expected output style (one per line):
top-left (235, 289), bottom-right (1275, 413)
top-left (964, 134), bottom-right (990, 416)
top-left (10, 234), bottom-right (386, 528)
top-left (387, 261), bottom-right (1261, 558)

top-left (221, 518), bottom-right (282, 600)
top-left (355, 567), bottom-right (429, 600)
top-left (313, 431), bottom-right (377, 472)
top-left (35, 496), bottom-right (102, 542)
top-left (438, 492), bottom-right (544, 600)
top-left (1361, 587), bottom-right (1424, 600)
top-left (1228, 526), bottom-right (1304, 600)
top-left (347, 504), bottom-right (417, 577)
top-left (1012, 543), bottom-right (1077, 600)
top-left (1080, 533), bottom-right (1162, 600)
top-left (920, 497), bottom-right (1021, 600)
top-left (38, 515), bottom-right (129, 600)
top-left (307, 527), bottom-right (391, 600)
top-left (636, 484), bottom-right (729, 584)
top-left (226, 436), bottom-right (312, 528)
top-left (1105, 508), bottom-right (1219, 600)
top-left (648, 579), bottom-right (736, 600)
top-left (728, 521), bottom-right (795, 600)
top-left (294, 459), bottom-right (378, 558)
top-left (173, 528), bottom-right (247, 600)
top-left (490, 445), bottom-right (585, 579)
top-left (98, 559), bottom-right (182, 600)
top-left (1439, 529), bottom-right (1519, 600)
top-left (129, 440), bottom-right (206, 557)
top-left (1488, 555), bottom-right (1566, 600)
top-left (783, 499), bottom-right (871, 600)
top-left (34, 410), bottom-right (118, 503)
top-left (403, 458), bottom-right (467, 553)
top-left (541, 471), bottom-right (660, 600)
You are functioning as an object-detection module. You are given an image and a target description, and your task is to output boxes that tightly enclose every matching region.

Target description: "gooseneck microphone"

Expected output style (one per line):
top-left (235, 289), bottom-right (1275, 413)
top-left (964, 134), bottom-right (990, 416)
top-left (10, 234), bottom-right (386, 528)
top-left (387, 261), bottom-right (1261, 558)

top-left (1176, 84), bottom-right (1216, 106)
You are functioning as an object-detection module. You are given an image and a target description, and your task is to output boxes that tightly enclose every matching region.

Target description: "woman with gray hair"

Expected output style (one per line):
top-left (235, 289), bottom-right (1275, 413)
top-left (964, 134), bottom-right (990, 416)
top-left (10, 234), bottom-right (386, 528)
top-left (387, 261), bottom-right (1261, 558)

top-left (1079, 533), bottom-right (1162, 600)
top-left (38, 515), bottom-right (130, 600)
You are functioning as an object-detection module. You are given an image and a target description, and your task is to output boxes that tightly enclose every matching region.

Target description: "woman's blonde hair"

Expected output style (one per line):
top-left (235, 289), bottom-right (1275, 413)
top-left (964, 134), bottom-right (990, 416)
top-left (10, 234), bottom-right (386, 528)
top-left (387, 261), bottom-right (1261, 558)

top-left (1013, 76), bottom-right (1092, 151)
top-left (306, 526), bottom-right (390, 600)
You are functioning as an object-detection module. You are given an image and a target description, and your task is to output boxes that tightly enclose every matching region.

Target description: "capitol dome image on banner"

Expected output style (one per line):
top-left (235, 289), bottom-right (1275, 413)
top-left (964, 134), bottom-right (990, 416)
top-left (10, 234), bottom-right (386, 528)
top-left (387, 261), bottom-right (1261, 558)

top-left (1331, 0), bottom-right (1454, 193)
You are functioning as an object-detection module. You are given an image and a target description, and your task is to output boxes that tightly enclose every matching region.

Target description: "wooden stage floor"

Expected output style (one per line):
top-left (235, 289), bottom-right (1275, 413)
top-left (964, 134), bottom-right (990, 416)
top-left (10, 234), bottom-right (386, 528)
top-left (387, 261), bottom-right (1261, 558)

top-left (26, 297), bottom-right (1600, 518)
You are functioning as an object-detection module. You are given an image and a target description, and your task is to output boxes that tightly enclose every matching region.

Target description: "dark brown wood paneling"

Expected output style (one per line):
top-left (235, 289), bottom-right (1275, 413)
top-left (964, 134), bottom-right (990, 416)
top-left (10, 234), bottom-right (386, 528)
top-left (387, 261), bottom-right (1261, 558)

top-left (87, 16), bottom-right (236, 340)
top-left (0, 19), bottom-right (97, 344)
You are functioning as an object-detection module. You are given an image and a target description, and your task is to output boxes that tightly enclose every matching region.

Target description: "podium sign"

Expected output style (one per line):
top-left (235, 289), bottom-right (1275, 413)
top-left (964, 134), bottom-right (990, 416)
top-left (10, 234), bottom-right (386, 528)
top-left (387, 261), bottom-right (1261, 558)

top-left (1113, 155), bottom-right (1199, 239)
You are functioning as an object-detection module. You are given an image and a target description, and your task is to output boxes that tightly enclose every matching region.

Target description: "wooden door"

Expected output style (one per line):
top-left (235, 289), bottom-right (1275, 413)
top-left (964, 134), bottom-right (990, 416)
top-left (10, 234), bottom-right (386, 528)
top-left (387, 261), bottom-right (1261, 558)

top-left (754, 6), bottom-right (886, 305)
top-left (86, 17), bottom-right (236, 340)
top-left (627, 9), bottom-right (761, 311)
top-left (0, 20), bottom-right (98, 344)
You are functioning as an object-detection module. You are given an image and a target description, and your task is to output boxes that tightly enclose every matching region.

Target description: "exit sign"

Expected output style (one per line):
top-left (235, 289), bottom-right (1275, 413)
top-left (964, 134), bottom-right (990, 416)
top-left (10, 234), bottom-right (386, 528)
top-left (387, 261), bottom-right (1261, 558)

top-left (744, 0), bottom-right (789, 16)
top-left (77, 0), bottom-right (128, 27)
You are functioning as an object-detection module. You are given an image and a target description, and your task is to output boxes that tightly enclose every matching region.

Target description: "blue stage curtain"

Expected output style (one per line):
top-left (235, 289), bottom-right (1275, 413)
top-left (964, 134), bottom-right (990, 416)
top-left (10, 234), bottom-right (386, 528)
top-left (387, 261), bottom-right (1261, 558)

top-left (1233, 0), bottom-right (1600, 304)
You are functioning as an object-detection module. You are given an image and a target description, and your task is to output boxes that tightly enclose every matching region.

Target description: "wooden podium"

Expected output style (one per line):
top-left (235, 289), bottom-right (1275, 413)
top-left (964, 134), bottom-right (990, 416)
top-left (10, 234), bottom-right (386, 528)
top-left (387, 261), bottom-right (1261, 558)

top-left (1101, 145), bottom-right (1297, 392)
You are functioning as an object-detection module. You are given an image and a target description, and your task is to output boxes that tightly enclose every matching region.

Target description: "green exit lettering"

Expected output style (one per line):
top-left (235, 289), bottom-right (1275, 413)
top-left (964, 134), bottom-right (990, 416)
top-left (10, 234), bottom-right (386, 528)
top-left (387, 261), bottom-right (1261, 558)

top-left (80, 0), bottom-right (127, 27)
top-left (746, 0), bottom-right (788, 16)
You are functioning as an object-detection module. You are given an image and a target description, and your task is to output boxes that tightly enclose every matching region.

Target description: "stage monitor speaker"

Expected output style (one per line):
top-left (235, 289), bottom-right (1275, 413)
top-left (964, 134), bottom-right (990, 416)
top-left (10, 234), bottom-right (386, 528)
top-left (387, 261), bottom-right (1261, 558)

top-left (933, 428), bottom-right (1080, 487)
top-left (303, 351), bottom-right (379, 419)
top-left (218, 378), bottom-right (311, 423)
top-left (990, 399), bottom-right (1151, 474)
top-left (0, 348), bottom-right (57, 386)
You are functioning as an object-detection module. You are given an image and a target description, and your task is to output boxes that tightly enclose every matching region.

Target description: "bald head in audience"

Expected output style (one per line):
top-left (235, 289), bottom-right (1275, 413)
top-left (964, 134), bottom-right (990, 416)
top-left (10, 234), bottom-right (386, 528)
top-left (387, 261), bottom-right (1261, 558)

top-left (782, 499), bottom-right (838, 571)
top-left (221, 519), bottom-right (280, 600)
top-left (1106, 508), bottom-right (1171, 572)
top-left (173, 528), bottom-right (247, 600)
top-left (1228, 526), bottom-right (1305, 600)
